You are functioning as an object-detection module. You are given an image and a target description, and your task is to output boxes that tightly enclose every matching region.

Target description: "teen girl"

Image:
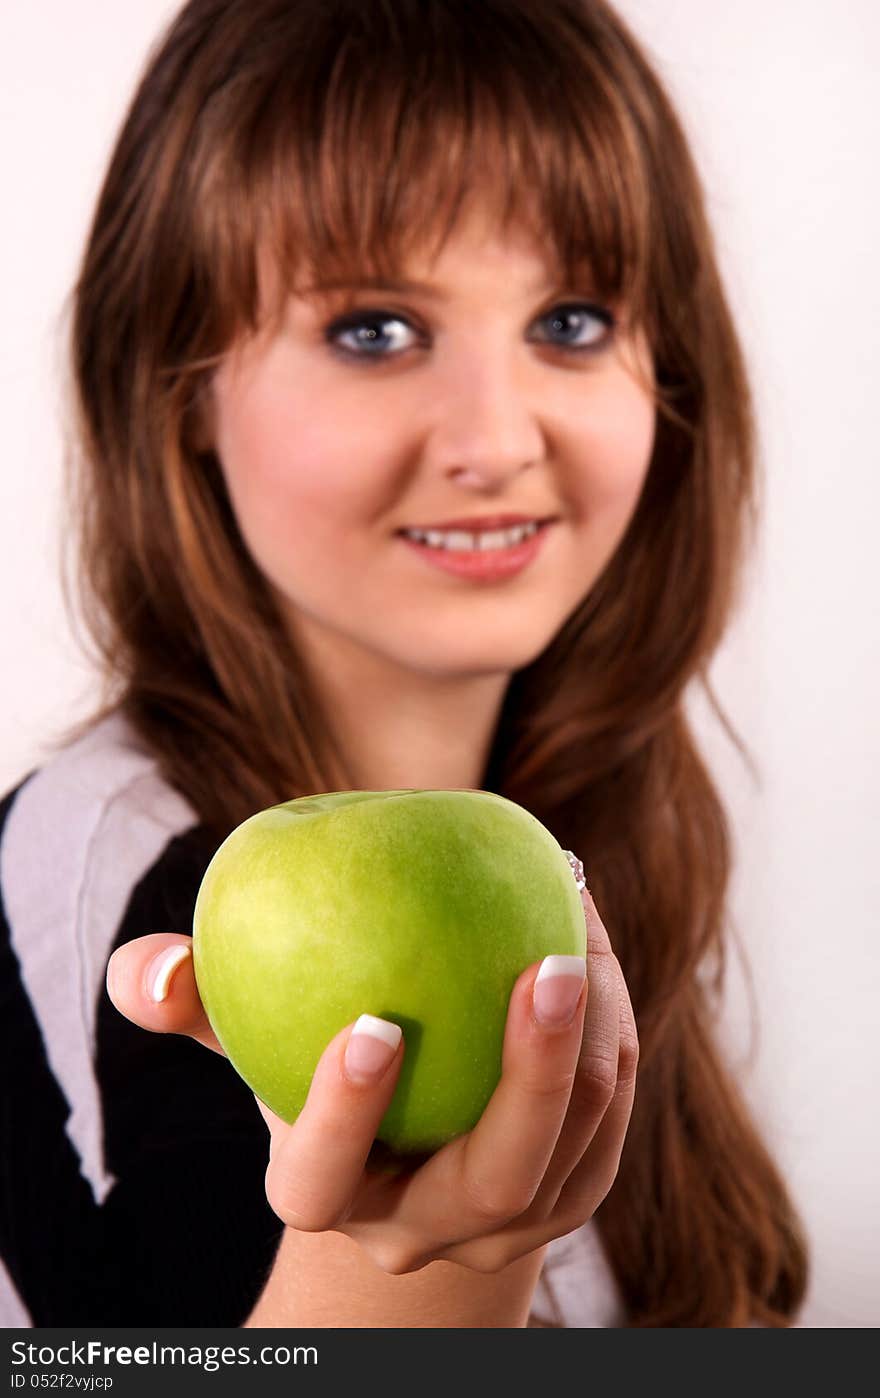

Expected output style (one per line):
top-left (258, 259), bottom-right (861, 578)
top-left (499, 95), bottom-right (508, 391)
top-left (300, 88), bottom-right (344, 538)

top-left (0, 0), bottom-right (808, 1326)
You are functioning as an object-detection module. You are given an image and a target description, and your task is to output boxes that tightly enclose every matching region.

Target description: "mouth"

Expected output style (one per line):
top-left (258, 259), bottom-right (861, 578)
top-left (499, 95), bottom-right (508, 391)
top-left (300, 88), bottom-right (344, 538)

top-left (395, 515), bottom-right (557, 549)
top-left (394, 516), bottom-right (557, 581)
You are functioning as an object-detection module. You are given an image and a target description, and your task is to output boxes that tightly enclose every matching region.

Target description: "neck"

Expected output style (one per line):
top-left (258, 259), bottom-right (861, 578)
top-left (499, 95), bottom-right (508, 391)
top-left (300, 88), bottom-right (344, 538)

top-left (289, 615), bottom-right (511, 793)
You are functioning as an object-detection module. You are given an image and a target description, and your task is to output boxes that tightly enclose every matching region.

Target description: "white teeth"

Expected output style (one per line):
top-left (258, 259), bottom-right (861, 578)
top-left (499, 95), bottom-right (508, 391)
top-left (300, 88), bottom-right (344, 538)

top-left (403, 521), bottom-right (541, 551)
top-left (477, 530), bottom-right (510, 551)
top-left (442, 530), bottom-right (474, 551)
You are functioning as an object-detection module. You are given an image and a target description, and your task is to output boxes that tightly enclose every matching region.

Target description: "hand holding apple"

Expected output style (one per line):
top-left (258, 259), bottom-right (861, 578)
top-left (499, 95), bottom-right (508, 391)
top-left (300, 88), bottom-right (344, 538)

top-left (105, 815), bottom-right (639, 1282)
top-left (190, 787), bottom-right (587, 1153)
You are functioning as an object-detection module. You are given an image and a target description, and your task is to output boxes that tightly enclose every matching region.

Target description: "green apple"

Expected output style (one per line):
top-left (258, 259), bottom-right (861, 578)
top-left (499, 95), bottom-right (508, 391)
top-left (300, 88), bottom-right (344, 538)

top-left (192, 789), bottom-right (586, 1154)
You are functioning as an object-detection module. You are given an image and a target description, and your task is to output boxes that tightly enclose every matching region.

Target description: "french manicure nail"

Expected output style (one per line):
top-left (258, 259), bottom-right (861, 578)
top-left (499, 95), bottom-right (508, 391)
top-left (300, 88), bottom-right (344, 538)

top-left (533, 954), bottom-right (587, 1027)
top-left (344, 1014), bottom-right (402, 1083)
top-left (146, 945), bottom-right (192, 1003)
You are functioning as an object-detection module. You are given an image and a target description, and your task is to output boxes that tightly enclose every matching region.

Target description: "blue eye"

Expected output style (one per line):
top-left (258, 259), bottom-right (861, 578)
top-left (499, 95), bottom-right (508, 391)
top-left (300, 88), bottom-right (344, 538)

top-left (535, 302), bottom-right (615, 350)
top-left (326, 312), bottom-right (415, 359)
top-left (324, 301), bottom-right (615, 362)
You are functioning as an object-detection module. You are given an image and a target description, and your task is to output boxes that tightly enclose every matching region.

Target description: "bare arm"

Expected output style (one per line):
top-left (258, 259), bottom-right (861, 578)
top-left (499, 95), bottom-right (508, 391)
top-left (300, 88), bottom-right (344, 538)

top-left (243, 1228), bottom-right (548, 1327)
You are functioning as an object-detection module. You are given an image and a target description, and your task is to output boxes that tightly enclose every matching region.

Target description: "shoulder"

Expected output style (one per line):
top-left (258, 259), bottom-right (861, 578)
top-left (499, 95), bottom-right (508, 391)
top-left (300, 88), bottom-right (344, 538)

top-left (0, 708), bottom-right (201, 890)
top-left (0, 710), bottom-right (210, 967)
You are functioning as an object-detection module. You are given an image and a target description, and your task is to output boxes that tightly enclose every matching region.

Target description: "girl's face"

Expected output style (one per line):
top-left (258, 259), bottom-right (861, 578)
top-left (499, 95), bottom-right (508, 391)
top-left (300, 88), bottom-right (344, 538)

top-left (206, 205), bottom-right (656, 681)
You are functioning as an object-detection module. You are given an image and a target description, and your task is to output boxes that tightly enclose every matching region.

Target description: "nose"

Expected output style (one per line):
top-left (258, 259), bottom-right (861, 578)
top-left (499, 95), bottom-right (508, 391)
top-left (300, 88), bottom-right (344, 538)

top-left (425, 353), bottom-right (547, 491)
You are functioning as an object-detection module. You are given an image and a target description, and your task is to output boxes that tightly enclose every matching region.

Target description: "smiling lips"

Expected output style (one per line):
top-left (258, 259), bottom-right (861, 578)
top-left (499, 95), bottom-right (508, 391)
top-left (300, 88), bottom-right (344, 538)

top-left (397, 517), bottom-right (555, 580)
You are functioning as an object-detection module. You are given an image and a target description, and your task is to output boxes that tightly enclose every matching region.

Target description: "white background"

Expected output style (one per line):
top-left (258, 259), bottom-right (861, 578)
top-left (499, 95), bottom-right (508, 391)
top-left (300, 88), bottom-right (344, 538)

top-left (1, 1), bottom-right (877, 1326)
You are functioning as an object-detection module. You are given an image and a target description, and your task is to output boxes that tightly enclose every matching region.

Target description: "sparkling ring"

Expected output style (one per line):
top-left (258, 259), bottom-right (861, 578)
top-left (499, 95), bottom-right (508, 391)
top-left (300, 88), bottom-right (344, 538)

top-left (562, 849), bottom-right (587, 892)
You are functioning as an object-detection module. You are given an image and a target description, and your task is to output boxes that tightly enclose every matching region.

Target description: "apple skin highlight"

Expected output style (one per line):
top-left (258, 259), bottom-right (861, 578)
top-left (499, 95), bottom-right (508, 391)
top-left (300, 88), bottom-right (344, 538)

top-left (192, 788), bottom-right (587, 1154)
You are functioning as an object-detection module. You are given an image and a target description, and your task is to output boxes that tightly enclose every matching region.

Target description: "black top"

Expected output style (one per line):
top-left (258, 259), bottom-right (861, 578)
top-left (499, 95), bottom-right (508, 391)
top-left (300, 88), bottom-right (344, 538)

top-left (0, 715), bottom-right (282, 1325)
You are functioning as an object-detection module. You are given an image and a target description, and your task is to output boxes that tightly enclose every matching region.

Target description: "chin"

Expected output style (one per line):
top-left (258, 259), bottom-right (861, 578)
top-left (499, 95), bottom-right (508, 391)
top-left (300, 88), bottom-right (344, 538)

top-left (396, 627), bottom-right (559, 679)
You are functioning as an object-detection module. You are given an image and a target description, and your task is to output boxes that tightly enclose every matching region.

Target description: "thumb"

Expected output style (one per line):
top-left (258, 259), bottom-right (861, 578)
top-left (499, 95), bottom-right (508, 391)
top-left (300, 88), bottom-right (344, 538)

top-left (106, 933), bottom-right (225, 1057)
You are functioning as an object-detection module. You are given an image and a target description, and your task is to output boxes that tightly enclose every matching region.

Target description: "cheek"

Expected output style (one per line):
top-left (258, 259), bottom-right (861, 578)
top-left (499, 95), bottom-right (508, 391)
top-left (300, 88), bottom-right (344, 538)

top-left (216, 378), bottom-right (375, 555)
top-left (581, 379), bottom-right (656, 513)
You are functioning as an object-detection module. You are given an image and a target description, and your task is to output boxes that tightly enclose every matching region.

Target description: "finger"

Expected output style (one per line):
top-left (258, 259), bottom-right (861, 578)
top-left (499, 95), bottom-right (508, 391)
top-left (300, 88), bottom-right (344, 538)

top-left (254, 1093), bottom-right (293, 1161)
top-left (436, 897), bottom-right (637, 1273)
top-left (105, 933), bottom-right (225, 1056)
top-left (529, 885), bottom-right (624, 1201)
top-left (437, 969), bottom-right (633, 1275)
top-left (552, 943), bottom-right (639, 1220)
top-left (411, 885), bottom-right (614, 1269)
top-left (264, 1014), bottom-right (404, 1232)
top-left (386, 950), bottom-right (587, 1253)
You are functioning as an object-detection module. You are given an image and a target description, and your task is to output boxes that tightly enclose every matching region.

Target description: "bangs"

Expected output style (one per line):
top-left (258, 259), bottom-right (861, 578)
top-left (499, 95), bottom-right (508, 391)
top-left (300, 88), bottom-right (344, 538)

top-left (191, 0), bottom-right (655, 347)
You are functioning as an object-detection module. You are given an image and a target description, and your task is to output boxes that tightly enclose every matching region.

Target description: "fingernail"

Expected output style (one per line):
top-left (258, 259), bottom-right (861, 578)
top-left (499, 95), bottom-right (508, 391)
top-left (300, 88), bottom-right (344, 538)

top-left (146, 945), bottom-right (191, 1003)
top-left (533, 955), bottom-right (587, 1027)
top-left (344, 1014), bottom-right (402, 1083)
top-left (105, 949), bottom-right (120, 998)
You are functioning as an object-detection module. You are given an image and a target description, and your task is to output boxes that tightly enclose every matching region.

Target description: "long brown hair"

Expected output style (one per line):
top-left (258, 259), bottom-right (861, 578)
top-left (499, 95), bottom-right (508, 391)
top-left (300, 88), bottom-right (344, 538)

top-left (54, 0), bottom-right (808, 1325)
